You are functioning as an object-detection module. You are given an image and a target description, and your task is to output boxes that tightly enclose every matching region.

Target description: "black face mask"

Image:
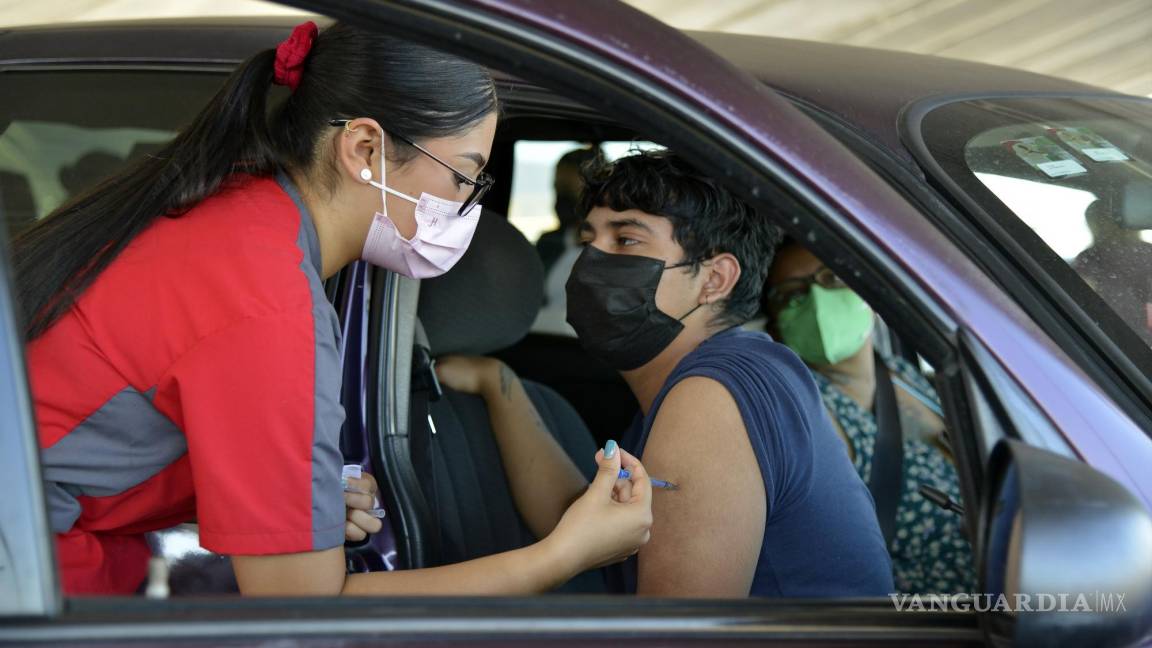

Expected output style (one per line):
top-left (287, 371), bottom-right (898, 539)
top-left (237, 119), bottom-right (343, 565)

top-left (565, 245), bottom-right (702, 371)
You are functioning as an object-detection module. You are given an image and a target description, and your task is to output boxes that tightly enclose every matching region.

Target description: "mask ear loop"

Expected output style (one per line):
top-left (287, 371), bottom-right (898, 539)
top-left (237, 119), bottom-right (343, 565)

top-left (367, 128), bottom-right (424, 243)
top-left (677, 302), bottom-right (704, 321)
top-left (375, 127), bottom-right (388, 219)
top-left (364, 128), bottom-right (419, 206)
top-left (667, 256), bottom-right (710, 322)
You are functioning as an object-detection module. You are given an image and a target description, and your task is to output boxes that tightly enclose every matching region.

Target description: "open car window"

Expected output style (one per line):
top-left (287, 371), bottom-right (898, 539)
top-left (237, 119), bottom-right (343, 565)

top-left (918, 97), bottom-right (1152, 361)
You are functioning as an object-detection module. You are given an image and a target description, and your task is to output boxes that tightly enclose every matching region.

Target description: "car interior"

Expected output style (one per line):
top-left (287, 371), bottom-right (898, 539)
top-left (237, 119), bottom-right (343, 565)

top-left (0, 64), bottom-right (971, 599)
top-left (324, 107), bottom-right (969, 594)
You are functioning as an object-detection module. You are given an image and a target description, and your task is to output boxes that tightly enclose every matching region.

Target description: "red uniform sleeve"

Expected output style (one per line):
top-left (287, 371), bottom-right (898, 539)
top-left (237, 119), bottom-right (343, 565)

top-left (158, 306), bottom-right (345, 556)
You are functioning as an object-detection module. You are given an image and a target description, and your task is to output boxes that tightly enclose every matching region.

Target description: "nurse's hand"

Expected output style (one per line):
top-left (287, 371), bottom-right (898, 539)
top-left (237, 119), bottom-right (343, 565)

top-left (545, 444), bottom-right (653, 571)
top-left (343, 472), bottom-right (384, 542)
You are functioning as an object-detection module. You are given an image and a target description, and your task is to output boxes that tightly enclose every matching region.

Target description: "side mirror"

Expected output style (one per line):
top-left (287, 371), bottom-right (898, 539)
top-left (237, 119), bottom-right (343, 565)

top-left (981, 440), bottom-right (1152, 647)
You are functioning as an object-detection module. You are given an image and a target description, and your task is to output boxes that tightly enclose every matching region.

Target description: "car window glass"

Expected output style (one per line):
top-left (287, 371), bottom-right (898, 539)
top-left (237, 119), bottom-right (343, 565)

top-left (920, 97), bottom-right (1152, 356)
top-left (0, 121), bottom-right (174, 236)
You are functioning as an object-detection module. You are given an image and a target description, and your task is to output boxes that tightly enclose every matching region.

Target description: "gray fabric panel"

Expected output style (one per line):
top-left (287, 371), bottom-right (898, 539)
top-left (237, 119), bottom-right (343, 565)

top-left (43, 481), bottom-right (83, 533)
top-left (41, 385), bottom-right (186, 530)
top-left (417, 214), bottom-right (544, 356)
top-left (277, 171), bottom-right (323, 275)
top-left (279, 171), bottom-right (347, 551)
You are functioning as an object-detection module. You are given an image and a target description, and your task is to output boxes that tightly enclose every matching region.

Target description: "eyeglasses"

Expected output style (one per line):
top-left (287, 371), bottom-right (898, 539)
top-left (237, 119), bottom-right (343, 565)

top-left (330, 119), bottom-right (494, 216)
top-left (765, 266), bottom-right (848, 311)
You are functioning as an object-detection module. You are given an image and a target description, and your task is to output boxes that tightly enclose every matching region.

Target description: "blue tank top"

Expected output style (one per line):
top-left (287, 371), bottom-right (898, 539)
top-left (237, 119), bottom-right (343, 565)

top-left (613, 328), bottom-right (894, 597)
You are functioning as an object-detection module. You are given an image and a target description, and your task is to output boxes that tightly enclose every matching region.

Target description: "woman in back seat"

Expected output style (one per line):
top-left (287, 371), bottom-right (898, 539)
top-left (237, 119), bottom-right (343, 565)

top-left (765, 242), bottom-right (975, 593)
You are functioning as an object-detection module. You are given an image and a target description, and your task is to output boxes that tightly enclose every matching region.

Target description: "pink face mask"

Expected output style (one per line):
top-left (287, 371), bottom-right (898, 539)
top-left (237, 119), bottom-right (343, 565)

top-left (361, 137), bottom-right (481, 279)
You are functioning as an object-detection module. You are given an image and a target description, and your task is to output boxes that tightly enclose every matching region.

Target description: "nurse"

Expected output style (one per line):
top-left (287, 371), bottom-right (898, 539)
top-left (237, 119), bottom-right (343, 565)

top-left (15, 21), bottom-right (652, 596)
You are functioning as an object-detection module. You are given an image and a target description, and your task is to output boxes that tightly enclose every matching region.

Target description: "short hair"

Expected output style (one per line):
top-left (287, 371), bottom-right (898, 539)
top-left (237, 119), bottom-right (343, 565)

top-left (581, 149), bottom-right (783, 327)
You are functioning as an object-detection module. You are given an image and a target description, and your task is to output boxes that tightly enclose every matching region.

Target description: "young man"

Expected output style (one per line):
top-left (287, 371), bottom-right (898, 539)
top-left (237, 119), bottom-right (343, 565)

top-left (436, 150), bottom-right (892, 597)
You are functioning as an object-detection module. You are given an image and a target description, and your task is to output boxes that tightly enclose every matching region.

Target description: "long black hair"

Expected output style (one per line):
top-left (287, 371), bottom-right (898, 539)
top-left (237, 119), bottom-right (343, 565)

top-left (13, 23), bottom-right (498, 340)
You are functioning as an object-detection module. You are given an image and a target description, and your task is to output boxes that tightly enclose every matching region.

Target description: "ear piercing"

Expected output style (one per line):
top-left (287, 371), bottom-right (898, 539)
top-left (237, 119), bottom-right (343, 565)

top-left (360, 168), bottom-right (373, 181)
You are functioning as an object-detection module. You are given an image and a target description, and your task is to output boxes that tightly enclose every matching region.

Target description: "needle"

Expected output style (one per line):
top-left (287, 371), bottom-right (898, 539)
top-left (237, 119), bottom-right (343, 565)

top-left (618, 468), bottom-right (679, 491)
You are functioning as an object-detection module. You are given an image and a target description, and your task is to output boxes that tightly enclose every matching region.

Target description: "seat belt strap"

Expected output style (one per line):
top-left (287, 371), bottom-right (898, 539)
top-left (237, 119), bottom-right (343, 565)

top-left (869, 351), bottom-right (904, 549)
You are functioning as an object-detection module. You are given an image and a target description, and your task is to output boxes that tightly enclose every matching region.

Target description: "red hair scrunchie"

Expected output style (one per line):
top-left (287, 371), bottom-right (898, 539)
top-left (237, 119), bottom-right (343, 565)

top-left (273, 21), bottom-right (318, 92)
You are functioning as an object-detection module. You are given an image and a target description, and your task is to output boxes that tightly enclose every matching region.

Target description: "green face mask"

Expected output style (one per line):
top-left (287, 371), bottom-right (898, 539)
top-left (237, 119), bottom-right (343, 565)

top-left (775, 285), bottom-right (874, 366)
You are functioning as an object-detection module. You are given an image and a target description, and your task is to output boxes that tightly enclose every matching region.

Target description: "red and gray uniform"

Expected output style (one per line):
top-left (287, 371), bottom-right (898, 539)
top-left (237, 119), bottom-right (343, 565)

top-left (28, 173), bottom-right (346, 595)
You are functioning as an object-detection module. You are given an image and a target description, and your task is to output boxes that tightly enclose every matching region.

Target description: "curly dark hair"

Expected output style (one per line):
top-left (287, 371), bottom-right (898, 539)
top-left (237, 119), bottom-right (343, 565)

top-left (581, 149), bottom-right (783, 327)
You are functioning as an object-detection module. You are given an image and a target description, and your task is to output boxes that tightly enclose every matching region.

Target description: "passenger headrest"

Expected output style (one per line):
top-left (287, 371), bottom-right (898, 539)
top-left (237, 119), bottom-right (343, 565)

top-left (417, 214), bottom-right (544, 356)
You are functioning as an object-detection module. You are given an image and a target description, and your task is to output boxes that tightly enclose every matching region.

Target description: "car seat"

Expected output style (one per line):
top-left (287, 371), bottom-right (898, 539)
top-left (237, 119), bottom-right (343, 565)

top-left (409, 212), bottom-right (605, 591)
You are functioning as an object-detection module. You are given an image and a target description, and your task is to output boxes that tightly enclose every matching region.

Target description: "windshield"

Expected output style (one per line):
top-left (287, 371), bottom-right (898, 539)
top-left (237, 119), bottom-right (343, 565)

top-left (920, 97), bottom-right (1152, 359)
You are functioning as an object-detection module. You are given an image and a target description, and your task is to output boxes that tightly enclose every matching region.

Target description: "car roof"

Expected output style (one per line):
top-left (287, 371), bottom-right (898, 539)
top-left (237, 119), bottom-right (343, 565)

top-left (0, 17), bottom-right (1130, 158)
top-left (685, 31), bottom-right (1122, 159)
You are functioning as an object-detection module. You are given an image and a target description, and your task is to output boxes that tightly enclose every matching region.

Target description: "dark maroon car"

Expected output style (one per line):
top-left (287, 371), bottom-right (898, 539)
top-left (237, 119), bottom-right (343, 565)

top-left (1, 1), bottom-right (1150, 646)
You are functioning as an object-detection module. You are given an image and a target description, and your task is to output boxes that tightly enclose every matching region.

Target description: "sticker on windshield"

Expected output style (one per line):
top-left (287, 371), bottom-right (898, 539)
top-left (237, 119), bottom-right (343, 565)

top-left (1048, 127), bottom-right (1130, 162)
top-left (1002, 136), bottom-right (1087, 178)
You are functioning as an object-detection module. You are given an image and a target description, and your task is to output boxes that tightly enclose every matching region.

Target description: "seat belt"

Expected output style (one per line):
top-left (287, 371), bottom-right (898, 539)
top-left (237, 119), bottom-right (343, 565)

top-left (869, 351), bottom-right (904, 549)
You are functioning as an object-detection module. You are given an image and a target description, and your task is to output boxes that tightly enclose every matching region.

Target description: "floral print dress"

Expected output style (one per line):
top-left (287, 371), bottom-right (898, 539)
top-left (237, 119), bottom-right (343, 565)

top-left (810, 357), bottom-right (976, 593)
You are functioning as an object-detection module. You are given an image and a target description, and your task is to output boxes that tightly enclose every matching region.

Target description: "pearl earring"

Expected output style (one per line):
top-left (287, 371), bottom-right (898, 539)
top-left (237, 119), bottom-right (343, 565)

top-left (360, 168), bottom-right (372, 182)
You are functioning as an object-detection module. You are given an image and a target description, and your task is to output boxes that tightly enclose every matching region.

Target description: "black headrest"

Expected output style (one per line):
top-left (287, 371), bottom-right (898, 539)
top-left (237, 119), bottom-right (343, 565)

top-left (418, 214), bottom-right (544, 356)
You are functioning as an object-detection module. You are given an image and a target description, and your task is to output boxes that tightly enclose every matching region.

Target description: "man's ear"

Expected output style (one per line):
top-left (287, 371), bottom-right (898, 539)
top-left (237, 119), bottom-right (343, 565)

top-left (335, 117), bottom-right (386, 184)
top-left (701, 252), bottom-right (741, 306)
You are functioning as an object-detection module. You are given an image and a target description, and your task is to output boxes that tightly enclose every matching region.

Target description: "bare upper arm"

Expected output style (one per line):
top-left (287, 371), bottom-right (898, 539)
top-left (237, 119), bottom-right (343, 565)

top-left (636, 376), bottom-right (766, 598)
top-left (231, 546), bottom-right (346, 596)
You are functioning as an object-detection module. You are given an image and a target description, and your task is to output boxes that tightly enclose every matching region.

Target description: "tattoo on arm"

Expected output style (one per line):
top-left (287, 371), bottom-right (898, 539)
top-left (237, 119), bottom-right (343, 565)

top-left (530, 404), bottom-right (550, 437)
top-left (497, 362), bottom-right (551, 436)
